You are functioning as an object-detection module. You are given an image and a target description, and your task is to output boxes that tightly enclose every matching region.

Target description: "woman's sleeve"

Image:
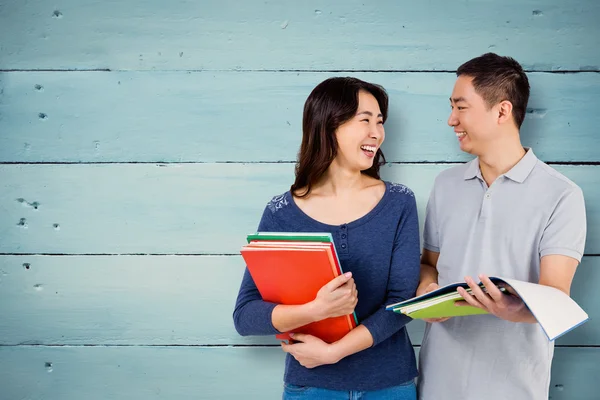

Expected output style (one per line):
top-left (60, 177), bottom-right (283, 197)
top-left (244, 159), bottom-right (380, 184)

top-left (232, 206), bottom-right (282, 336)
top-left (360, 194), bottom-right (421, 346)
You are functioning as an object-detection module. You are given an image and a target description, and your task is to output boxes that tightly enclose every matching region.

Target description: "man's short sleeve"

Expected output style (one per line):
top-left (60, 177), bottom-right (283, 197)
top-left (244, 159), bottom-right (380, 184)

top-left (539, 187), bottom-right (587, 262)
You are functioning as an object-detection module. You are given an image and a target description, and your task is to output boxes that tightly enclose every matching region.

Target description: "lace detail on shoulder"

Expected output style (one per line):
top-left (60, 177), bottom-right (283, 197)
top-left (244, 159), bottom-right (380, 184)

top-left (267, 193), bottom-right (289, 212)
top-left (389, 182), bottom-right (414, 197)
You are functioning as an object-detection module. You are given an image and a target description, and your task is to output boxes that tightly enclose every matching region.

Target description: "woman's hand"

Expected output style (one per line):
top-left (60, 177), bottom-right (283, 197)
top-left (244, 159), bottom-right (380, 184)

top-left (281, 333), bottom-right (340, 369)
top-left (311, 272), bottom-right (357, 321)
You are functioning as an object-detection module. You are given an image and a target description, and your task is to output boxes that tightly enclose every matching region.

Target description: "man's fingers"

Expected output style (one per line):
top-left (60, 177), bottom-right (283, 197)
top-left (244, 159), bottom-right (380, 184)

top-left (457, 286), bottom-right (486, 309)
top-left (479, 274), bottom-right (504, 302)
top-left (464, 276), bottom-right (494, 308)
top-left (423, 317), bottom-right (450, 323)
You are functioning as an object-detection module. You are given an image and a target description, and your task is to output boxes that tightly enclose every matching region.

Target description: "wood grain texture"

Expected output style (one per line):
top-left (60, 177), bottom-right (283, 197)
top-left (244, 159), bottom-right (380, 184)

top-left (1, 71), bottom-right (599, 163)
top-left (0, 346), bottom-right (287, 400)
top-left (0, 255), bottom-right (597, 346)
top-left (0, 0), bottom-right (599, 71)
top-left (1, 163), bottom-right (597, 254)
top-left (0, 346), bottom-right (596, 399)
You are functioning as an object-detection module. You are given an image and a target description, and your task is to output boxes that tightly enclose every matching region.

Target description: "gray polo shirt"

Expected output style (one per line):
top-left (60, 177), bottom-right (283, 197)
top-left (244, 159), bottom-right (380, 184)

top-left (418, 148), bottom-right (586, 400)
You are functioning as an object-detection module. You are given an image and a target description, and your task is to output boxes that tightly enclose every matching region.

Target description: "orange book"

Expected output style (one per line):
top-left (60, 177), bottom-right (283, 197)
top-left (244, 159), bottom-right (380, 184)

top-left (241, 240), bottom-right (357, 343)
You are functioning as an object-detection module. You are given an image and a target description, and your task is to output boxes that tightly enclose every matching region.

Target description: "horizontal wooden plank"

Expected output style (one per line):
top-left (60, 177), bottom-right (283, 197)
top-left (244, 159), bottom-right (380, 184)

top-left (0, 346), bottom-right (597, 399)
top-left (0, 255), bottom-right (273, 346)
top-left (0, 164), bottom-right (597, 254)
top-left (1, 72), bottom-right (599, 163)
top-left (0, 0), bottom-right (598, 71)
top-left (0, 255), bottom-right (597, 346)
top-left (0, 346), bottom-right (287, 400)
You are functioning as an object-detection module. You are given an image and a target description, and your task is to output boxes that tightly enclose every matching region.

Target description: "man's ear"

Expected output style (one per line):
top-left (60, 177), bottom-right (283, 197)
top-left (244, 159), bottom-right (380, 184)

top-left (497, 100), bottom-right (514, 125)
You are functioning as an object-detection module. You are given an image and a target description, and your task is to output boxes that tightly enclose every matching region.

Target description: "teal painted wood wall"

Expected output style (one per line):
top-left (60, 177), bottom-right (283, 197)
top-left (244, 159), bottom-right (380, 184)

top-left (0, 1), bottom-right (598, 398)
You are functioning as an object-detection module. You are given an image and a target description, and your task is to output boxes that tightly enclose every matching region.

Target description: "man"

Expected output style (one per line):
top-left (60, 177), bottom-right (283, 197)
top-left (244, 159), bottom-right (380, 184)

top-left (417, 53), bottom-right (587, 400)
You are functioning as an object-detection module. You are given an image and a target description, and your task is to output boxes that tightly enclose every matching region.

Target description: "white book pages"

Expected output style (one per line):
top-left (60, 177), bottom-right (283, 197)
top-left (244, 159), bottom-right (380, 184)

top-left (496, 276), bottom-right (589, 341)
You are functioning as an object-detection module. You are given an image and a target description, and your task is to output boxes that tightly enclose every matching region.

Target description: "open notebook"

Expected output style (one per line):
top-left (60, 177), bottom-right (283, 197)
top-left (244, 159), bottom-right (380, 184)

top-left (386, 276), bottom-right (588, 341)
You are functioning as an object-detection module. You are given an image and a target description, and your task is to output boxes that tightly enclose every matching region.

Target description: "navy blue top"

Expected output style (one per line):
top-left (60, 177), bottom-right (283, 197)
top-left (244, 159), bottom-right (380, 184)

top-left (233, 181), bottom-right (420, 391)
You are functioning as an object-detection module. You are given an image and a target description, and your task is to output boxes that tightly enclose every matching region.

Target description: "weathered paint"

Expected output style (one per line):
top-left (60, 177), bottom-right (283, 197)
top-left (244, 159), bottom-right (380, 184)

top-left (0, 346), bottom-right (596, 399)
top-left (0, 1), bottom-right (598, 71)
top-left (1, 0), bottom-right (597, 397)
top-left (0, 72), bottom-right (599, 163)
top-left (0, 255), bottom-right (597, 346)
top-left (0, 164), bottom-right (598, 254)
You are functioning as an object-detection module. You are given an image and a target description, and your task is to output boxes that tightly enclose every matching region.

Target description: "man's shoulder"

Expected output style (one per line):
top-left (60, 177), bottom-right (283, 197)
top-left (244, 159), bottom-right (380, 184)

top-left (533, 161), bottom-right (580, 189)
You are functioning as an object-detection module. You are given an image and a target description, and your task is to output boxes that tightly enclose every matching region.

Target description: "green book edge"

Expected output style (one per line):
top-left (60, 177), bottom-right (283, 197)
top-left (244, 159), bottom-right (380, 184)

top-left (393, 298), bottom-right (489, 319)
top-left (246, 233), bottom-right (333, 243)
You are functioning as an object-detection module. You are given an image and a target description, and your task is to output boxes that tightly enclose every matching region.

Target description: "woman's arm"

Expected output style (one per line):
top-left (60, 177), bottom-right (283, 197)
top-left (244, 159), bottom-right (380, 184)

top-left (281, 325), bottom-right (373, 369)
top-left (233, 206), bottom-right (282, 336)
top-left (359, 194), bottom-right (421, 346)
top-left (272, 272), bottom-right (356, 332)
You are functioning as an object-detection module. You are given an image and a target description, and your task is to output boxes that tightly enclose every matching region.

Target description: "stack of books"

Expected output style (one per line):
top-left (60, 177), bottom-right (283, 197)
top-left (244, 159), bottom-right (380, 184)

top-left (240, 232), bottom-right (357, 343)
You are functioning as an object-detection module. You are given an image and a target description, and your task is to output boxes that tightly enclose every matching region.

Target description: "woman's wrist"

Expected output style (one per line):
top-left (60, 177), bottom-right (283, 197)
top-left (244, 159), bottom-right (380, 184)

top-left (305, 299), bottom-right (325, 322)
top-left (326, 342), bottom-right (344, 364)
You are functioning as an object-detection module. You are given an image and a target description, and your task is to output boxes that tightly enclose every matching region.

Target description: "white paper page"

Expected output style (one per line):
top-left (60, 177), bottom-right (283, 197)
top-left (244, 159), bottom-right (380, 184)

top-left (496, 276), bottom-right (589, 341)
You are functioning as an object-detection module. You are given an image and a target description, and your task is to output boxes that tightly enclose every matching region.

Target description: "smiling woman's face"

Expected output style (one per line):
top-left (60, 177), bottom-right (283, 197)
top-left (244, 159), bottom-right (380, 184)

top-left (332, 90), bottom-right (385, 172)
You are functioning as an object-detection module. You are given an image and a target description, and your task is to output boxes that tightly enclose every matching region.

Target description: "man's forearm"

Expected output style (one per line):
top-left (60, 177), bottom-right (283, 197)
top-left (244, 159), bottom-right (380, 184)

top-left (418, 263), bottom-right (439, 293)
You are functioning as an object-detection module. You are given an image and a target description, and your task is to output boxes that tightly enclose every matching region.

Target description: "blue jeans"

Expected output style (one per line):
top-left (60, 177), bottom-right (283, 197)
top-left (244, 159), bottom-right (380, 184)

top-left (282, 380), bottom-right (416, 400)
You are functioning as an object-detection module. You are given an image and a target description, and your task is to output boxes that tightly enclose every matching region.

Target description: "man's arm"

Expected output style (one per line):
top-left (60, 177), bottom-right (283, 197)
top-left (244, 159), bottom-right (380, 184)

top-left (417, 249), bottom-right (451, 323)
top-left (417, 249), bottom-right (440, 296)
top-left (539, 254), bottom-right (579, 296)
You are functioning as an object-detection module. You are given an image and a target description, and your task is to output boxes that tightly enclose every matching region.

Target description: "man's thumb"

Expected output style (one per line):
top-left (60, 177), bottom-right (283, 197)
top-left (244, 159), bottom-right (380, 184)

top-left (426, 282), bottom-right (439, 293)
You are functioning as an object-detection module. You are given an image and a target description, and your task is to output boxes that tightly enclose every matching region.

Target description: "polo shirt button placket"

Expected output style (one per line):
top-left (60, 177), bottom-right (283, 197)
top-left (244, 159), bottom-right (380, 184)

top-left (480, 191), bottom-right (492, 219)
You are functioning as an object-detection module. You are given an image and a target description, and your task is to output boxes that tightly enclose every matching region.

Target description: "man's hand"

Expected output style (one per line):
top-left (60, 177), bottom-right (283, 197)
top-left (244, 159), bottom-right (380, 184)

top-left (281, 333), bottom-right (340, 369)
top-left (456, 274), bottom-right (535, 323)
top-left (417, 282), bottom-right (451, 323)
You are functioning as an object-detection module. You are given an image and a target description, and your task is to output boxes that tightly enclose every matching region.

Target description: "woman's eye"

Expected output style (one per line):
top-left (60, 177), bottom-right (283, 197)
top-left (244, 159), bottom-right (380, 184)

top-left (361, 119), bottom-right (369, 123)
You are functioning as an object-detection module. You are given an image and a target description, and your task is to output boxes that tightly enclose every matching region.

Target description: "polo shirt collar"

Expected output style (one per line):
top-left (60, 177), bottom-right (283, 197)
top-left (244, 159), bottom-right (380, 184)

top-left (504, 148), bottom-right (538, 183)
top-left (463, 147), bottom-right (538, 183)
top-left (463, 158), bottom-right (482, 180)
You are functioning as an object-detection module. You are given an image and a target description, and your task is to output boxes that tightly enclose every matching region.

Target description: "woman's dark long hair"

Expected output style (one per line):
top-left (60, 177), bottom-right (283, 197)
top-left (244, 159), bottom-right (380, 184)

top-left (291, 77), bottom-right (388, 197)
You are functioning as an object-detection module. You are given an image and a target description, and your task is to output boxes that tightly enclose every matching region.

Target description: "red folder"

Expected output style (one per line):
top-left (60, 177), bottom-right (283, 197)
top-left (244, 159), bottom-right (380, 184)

top-left (241, 242), bottom-right (356, 343)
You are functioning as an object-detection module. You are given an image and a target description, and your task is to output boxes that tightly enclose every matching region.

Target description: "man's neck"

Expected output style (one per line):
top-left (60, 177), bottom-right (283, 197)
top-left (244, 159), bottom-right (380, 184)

top-left (478, 138), bottom-right (526, 187)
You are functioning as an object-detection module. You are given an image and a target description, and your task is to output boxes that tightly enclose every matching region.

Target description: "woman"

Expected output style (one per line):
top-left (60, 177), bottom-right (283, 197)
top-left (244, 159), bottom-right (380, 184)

top-left (233, 77), bottom-right (420, 399)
